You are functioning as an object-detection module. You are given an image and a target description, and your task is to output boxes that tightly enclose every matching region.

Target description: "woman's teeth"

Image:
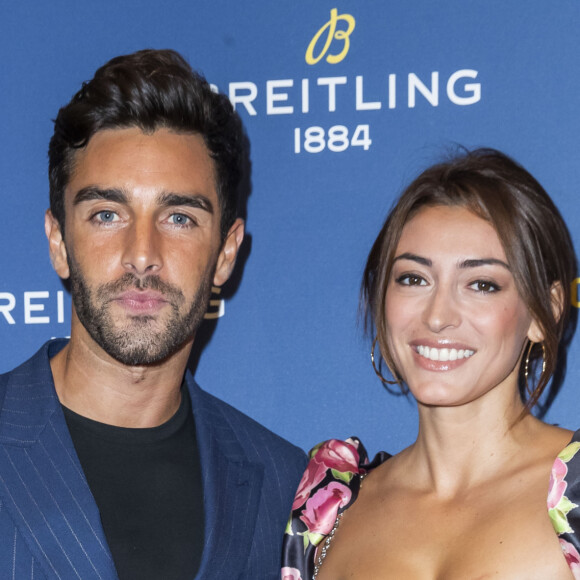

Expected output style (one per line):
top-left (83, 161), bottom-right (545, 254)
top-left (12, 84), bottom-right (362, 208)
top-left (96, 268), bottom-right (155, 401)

top-left (416, 346), bottom-right (475, 361)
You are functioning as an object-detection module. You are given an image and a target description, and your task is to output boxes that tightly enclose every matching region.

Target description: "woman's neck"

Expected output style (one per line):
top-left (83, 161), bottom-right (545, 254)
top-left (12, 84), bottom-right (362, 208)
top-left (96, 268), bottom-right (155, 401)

top-left (402, 388), bottom-right (542, 497)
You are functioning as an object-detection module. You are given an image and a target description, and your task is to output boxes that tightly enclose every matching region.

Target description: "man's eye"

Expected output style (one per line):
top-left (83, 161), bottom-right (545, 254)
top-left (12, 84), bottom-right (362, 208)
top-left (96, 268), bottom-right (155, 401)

top-left (169, 214), bottom-right (192, 226)
top-left (95, 211), bottom-right (118, 223)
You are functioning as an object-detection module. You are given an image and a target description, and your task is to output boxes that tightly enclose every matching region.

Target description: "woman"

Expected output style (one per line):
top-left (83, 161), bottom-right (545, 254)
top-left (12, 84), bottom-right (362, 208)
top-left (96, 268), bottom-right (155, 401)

top-left (282, 149), bottom-right (580, 579)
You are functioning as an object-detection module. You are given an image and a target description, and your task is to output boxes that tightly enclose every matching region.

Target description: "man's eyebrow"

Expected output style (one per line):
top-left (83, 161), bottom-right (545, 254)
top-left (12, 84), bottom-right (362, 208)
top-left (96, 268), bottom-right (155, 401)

top-left (157, 192), bottom-right (214, 214)
top-left (459, 258), bottom-right (511, 270)
top-left (393, 253), bottom-right (431, 266)
top-left (72, 187), bottom-right (215, 214)
top-left (73, 186), bottom-right (127, 205)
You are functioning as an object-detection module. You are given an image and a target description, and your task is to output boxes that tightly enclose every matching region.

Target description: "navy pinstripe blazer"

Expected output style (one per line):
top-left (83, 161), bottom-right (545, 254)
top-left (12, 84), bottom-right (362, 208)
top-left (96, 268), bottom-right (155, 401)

top-left (0, 340), bottom-right (307, 579)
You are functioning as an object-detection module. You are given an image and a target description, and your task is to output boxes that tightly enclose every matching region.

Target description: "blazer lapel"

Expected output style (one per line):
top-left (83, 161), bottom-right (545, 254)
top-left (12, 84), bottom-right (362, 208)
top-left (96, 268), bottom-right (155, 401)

top-left (0, 341), bottom-right (117, 579)
top-left (187, 377), bottom-right (264, 579)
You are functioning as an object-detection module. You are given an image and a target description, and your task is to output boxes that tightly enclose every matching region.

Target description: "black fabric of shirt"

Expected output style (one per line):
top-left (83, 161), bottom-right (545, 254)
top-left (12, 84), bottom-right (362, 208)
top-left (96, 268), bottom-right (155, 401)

top-left (63, 388), bottom-right (204, 580)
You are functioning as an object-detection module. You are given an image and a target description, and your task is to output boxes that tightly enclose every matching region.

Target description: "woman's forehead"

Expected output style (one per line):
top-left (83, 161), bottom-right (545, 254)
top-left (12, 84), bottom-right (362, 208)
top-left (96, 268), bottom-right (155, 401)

top-left (396, 205), bottom-right (507, 263)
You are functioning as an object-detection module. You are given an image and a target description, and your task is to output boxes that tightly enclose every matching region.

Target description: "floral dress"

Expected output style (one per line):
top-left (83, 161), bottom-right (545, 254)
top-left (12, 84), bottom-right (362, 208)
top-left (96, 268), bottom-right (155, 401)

top-left (281, 433), bottom-right (580, 580)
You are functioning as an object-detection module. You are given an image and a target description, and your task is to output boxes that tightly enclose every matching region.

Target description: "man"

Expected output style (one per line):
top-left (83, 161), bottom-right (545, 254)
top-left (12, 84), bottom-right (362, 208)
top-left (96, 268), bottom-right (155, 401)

top-left (0, 49), bottom-right (306, 579)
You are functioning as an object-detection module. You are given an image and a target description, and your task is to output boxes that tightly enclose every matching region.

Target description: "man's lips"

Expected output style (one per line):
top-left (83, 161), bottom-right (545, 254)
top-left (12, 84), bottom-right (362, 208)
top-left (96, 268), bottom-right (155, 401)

top-left (113, 291), bottom-right (168, 312)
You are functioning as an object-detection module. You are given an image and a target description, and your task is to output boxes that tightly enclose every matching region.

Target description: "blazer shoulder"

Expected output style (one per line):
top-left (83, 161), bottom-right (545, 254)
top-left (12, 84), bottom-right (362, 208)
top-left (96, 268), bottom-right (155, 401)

top-left (0, 370), bottom-right (8, 412)
top-left (0, 341), bottom-right (68, 445)
top-left (0, 339), bottom-right (67, 386)
top-left (186, 376), bottom-right (307, 468)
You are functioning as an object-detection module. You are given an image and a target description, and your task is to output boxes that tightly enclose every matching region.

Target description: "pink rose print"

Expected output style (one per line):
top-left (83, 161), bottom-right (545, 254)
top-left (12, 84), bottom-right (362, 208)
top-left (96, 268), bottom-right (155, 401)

top-left (549, 458), bottom-right (569, 510)
top-left (292, 460), bottom-right (328, 510)
top-left (300, 481), bottom-right (352, 535)
top-left (560, 539), bottom-right (580, 579)
top-left (313, 439), bottom-right (360, 474)
top-left (281, 567), bottom-right (303, 580)
top-left (291, 439), bottom-right (361, 511)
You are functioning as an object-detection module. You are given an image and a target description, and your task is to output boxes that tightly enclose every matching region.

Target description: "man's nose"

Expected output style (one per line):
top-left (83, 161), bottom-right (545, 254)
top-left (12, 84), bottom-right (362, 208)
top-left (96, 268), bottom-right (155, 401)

top-left (121, 219), bottom-right (163, 275)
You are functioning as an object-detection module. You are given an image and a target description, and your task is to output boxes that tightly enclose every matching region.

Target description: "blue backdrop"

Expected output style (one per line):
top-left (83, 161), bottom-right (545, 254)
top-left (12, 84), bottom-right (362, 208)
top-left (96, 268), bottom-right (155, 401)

top-left (1, 2), bottom-right (579, 458)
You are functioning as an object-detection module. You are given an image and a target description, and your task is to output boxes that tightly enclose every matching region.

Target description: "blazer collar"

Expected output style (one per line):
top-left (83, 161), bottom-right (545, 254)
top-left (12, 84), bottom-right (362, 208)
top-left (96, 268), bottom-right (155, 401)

top-left (186, 374), bottom-right (265, 579)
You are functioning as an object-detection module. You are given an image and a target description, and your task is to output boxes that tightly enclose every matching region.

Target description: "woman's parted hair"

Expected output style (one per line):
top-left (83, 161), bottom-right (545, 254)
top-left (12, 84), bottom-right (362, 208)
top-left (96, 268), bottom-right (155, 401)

top-left (362, 148), bottom-right (577, 409)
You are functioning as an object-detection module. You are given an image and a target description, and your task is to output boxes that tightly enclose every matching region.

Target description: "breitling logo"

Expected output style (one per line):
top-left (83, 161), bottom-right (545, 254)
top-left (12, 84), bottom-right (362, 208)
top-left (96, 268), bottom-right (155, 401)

top-left (306, 8), bottom-right (355, 65)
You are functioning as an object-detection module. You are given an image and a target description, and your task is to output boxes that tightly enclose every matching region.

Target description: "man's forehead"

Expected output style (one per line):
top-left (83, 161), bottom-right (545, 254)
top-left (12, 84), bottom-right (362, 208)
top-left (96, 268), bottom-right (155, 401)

top-left (65, 127), bottom-right (219, 204)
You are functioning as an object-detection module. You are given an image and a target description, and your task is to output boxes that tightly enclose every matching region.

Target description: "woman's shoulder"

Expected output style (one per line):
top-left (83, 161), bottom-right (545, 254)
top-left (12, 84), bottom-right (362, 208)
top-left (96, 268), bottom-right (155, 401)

top-left (306, 437), bottom-right (389, 474)
top-left (281, 438), bottom-right (389, 579)
top-left (550, 428), bottom-right (580, 510)
top-left (566, 428), bottom-right (580, 446)
top-left (548, 428), bottom-right (580, 571)
top-left (292, 437), bottom-right (391, 510)
top-left (551, 428), bottom-right (580, 494)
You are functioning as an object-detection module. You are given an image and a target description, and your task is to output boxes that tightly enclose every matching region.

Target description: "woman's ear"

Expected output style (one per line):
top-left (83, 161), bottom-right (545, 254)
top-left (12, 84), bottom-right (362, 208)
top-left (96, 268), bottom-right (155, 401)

top-left (526, 281), bottom-right (565, 344)
top-left (527, 319), bottom-right (544, 344)
top-left (550, 281), bottom-right (565, 323)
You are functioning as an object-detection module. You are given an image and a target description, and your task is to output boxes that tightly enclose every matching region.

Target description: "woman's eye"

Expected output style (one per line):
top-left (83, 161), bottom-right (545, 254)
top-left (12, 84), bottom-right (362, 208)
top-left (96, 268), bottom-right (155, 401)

top-left (469, 280), bottom-right (500, 293)
top-left (396, 274), bottom-right (427, 286)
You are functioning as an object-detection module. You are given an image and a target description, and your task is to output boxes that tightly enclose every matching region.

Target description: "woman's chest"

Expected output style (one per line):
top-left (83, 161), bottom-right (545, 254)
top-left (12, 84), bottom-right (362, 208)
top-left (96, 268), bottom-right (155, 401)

top-left (316, 479), bottom-right (573, 580)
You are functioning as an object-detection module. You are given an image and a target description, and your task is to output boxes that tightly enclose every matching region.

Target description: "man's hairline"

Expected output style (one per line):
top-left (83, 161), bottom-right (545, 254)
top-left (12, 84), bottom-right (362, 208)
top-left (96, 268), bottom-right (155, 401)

top-left (54, 124), bottom-right (232, 240)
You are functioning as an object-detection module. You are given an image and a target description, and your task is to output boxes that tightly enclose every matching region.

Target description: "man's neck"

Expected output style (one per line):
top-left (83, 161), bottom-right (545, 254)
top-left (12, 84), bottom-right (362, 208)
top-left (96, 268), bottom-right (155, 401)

top-left (49, 332), bottom-right (192, 428)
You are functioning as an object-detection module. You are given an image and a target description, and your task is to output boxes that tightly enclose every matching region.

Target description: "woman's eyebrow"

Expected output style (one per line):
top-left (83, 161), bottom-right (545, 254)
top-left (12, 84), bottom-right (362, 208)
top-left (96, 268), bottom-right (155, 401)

top-left (393, 252), bottom-right (431, 266)
top-left (459, 258), bottom-right (510, 270)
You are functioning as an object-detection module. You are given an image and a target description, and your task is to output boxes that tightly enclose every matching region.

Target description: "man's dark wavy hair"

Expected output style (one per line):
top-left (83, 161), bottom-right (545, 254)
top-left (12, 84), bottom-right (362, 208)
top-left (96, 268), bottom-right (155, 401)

top-left (49, 48), bottom-right (244, 240)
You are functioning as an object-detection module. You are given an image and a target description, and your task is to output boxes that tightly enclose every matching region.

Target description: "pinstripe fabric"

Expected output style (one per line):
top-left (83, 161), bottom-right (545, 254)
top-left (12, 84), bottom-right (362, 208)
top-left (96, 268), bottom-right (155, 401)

top-left (0, 341), bottom-right (116, 579)
top-left (190, 381), bottom-right (307, 579)
top-left (0, 340), bottom-right (307, 579)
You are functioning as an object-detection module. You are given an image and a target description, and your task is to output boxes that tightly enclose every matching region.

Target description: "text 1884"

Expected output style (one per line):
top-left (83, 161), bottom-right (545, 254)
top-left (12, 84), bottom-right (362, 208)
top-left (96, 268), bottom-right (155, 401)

top-left (294, 124), bottom-right (371, 154)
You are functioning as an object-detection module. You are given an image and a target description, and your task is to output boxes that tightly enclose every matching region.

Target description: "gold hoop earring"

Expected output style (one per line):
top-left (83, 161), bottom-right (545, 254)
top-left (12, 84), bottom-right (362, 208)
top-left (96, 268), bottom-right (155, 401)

top-left (524, 341), bottom-right (546, 396)
top-left (371, 336), bottom-right (401, 385)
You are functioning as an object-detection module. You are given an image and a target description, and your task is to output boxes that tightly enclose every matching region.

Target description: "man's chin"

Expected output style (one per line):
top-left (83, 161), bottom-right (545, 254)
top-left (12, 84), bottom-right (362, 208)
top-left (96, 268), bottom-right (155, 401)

top-left (100, 343), bottom-right (178, 367)
top-left (87, 325), bottom-right (184, 366)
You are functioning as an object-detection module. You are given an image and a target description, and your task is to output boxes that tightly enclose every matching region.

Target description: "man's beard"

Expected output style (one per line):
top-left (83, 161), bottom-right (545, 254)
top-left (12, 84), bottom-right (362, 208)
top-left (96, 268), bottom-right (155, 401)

top-left (68, 259), bottom-right (214, 366)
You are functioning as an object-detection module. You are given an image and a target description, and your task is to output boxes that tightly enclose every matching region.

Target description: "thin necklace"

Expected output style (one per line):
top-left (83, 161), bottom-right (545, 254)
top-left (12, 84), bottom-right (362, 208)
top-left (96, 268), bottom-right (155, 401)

top-left (312, 473), bottom-right (367, 579)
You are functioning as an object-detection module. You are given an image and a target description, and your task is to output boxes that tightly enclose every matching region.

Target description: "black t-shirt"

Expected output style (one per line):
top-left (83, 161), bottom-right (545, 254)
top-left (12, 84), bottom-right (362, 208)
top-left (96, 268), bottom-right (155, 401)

top-left (63, 388), bottom-right (204, 580)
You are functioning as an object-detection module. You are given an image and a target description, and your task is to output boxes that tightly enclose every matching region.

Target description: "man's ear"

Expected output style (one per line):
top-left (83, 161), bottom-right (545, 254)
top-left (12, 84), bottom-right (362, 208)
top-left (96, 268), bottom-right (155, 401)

top-left (526, 281), bottom-right (565, 343)
top-left (44, 210), bottom-right (70, 279)
top-left (213, 218), bottom-right (245, 287)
